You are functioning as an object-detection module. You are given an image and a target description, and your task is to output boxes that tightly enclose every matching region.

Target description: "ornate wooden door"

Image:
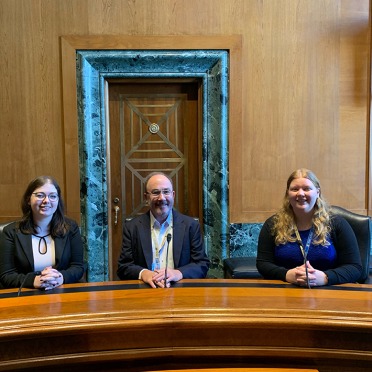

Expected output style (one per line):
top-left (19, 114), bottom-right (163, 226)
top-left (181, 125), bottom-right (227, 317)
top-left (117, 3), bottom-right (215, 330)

top-left (107, 79), bottom-right (202, 279)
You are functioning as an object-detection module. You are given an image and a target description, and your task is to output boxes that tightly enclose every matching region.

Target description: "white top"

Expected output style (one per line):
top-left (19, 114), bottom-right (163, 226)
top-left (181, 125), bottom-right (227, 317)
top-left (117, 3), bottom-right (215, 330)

top-left (32, 234), bottom-right (56, 272)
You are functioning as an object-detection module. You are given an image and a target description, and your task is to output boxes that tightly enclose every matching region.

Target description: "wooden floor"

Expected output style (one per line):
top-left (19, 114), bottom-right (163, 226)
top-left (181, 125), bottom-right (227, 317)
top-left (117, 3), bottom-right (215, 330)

top-left (0, 279), bottom-right (372, 371)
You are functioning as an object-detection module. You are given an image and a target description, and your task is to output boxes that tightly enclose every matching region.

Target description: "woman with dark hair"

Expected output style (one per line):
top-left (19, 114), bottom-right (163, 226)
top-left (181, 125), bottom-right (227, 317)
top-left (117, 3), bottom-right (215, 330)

top-left (0, 176), bottom-right (84, 290)
top-left (256, 168), bottom-right (362, 287)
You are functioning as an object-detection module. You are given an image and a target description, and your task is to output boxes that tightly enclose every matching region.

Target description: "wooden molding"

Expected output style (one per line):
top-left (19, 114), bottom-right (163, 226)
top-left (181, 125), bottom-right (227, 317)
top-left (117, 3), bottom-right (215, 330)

top-left (60, 35), bottom-right (242, 223)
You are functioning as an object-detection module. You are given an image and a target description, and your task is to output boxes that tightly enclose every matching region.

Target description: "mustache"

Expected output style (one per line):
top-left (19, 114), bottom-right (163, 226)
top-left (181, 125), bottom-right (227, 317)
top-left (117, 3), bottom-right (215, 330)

top-left (155, 201), bottom-right (169, 206)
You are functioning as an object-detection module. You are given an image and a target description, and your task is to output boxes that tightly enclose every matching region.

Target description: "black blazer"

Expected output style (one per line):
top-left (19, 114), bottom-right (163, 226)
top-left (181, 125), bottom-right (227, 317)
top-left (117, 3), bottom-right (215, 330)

top-left (117, 210), bottom-right (210, 280)
top-left (0, 219), bottom-right (84, 288)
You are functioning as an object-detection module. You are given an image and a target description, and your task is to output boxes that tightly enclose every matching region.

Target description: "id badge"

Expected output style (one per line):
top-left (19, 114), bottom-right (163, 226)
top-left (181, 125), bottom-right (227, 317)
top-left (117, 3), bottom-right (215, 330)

top-left (152, 259), bottom-right (160, 271)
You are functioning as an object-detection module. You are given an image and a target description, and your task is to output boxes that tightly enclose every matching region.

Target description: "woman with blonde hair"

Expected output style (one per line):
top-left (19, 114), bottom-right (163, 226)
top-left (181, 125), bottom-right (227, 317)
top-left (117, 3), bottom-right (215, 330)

top-left (256, 168), bottom-right (362, 286)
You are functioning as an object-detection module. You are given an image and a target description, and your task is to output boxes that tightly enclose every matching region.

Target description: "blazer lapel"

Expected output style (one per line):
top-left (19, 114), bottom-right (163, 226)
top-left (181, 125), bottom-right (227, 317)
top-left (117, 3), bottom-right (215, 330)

top-left (54, 234), bottom-right (68, 266)
top-left (16, 233), bottom-right (34, 270)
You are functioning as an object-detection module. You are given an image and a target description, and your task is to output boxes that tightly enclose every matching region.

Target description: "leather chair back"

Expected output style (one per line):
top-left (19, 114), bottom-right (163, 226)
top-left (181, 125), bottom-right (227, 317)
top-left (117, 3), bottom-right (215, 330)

top-left (0, 221), bottom-right (12, 234)
top-left (330, 206), bottom-right (371, 283)
top-left (0, 222), bottom-right (13, 289)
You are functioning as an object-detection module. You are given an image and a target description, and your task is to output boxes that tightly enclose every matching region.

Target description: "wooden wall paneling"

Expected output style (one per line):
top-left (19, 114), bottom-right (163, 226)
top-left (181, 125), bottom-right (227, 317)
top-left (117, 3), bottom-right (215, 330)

top-left (0, 0), bottom-right (66, 222)
top-left (0, 0), bottom-right (370, 224)
top-left (230, 0), bottom-right (370, 222)
top-left (338, 0), bottom-right (370, 214)
top-left (60, 37), bottom-right (81, 223)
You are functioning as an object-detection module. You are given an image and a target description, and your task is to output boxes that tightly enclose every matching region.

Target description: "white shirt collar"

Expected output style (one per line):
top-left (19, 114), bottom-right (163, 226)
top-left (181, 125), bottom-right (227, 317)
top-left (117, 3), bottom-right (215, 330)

top-left (150, 210), bottom-right (173, 229)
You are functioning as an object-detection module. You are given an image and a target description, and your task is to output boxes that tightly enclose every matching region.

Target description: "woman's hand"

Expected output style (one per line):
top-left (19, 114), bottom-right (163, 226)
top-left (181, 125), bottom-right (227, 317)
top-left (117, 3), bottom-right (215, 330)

top-left (34, 266), bottom-right (64, 290)
top-left (286, 261), bottom-right (328, 287)
top-left (286, 265), bottom-right (309, 285)
top-left (306, 261), bottom-right (328, 286)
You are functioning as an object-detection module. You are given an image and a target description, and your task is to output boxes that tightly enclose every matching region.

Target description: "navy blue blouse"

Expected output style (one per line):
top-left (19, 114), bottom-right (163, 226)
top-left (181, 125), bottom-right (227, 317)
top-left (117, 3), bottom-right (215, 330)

top-left (274, 229), bottom-right (337, 271)
top-left (257, 214), bottom-right (363, 285)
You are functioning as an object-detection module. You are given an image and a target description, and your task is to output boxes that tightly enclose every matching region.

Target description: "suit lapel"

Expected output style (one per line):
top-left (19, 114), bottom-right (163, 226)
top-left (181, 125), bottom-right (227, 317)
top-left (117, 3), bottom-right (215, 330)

top-left (139, 213), bottom-right (153, 269)
top-left (172, 211), bottom-right (185, 266)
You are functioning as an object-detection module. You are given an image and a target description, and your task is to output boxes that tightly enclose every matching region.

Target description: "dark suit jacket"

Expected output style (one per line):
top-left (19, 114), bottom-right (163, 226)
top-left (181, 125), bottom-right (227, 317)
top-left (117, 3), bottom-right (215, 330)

top-left (117, 210), bottom-right (210, 280)
top-left (0, 219), bottom-right (85, 288)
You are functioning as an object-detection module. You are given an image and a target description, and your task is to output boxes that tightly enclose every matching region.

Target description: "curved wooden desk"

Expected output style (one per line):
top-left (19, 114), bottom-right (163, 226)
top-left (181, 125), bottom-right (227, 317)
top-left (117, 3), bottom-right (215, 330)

top-left (0, 279), bottom-right (371, 371)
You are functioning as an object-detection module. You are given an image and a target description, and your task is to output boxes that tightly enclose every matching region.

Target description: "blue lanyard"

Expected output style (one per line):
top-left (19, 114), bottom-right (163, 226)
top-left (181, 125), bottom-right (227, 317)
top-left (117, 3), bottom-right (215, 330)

top-left (294, 227), bottom-right (314, 259)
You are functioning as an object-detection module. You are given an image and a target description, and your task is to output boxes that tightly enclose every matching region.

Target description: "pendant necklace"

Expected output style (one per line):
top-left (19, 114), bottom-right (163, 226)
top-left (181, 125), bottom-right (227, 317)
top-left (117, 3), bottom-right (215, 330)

top-left (33, 233), bottom-right (51, 255)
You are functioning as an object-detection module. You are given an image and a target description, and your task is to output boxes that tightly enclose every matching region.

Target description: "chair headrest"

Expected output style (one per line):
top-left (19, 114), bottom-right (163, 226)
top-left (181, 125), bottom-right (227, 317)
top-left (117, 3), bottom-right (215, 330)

top-left (0, 221), bottom-right (13, 233)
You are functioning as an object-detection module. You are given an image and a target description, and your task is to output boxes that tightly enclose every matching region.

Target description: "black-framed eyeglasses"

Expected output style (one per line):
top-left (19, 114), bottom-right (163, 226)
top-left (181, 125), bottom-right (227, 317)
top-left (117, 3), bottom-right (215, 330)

top-left (145, 189), bottom-right (173, 197)
top-left (32, 192), bottom-right (59, 202)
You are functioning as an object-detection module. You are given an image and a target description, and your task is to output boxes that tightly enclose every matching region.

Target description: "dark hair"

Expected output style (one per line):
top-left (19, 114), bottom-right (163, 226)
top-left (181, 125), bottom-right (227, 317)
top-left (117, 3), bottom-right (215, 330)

top-left (144, 172), bottom-right (174, 192)
top-left (19, 175), bottom-right (69, 237)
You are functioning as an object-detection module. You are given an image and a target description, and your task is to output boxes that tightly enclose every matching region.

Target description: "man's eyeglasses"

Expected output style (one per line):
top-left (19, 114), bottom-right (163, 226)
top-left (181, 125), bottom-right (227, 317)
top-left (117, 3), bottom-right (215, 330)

top-left (32, 192), bottom-right (59, 202)
top-left (146, 189), bottom-right (172, 197)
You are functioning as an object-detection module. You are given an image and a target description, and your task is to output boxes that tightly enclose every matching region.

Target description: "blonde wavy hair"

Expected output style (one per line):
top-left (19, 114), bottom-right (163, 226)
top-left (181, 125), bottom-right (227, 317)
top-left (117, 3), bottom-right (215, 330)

top-left (272, 168), bottom-right (331, 246)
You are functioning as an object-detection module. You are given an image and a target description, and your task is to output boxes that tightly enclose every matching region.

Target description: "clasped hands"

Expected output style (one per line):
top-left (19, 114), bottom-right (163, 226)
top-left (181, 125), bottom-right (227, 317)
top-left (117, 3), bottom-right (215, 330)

top-left (141, 268), bottom-right (183, 288)
top-left (286, 261), bottom-right (328, 287)
top-left (34, 266), bottom-right (64, 291)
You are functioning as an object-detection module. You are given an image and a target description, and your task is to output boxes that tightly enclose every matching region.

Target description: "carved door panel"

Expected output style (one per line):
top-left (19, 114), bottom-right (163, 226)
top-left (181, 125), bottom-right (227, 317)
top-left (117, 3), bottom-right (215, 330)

top-left (107, 79), bottom-right (202, 279)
